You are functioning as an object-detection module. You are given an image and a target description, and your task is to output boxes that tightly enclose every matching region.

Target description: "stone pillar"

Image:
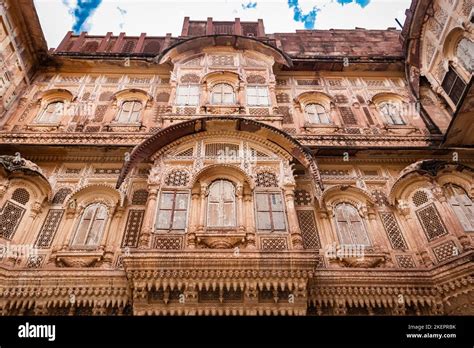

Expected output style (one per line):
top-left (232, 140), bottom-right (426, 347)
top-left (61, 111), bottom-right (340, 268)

top-left (197, 183), bottom-right (207, 233)
top-left (284, 186), bottom-right (303, 250)
top-left (243, 188), bottom-right (256, 249)
top-left (101, 206), bottom-right (123, 266)
top-left (138, 186), bottom-right (158, 248)
top-left (236, 184), bottom-right (244, 233)
top-left (186, 190), bottom-right (200, 249)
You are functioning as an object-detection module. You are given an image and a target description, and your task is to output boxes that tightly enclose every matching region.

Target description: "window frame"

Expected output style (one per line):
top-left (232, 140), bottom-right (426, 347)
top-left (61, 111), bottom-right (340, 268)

top-left (71, 203), bottom-right (108, 248)
top-left (206, 180), bottom-right (237, 229)
top-left (210, 83), bottom-right (235, 105)
top-left (378, 101), bottom-right (405, 125)
top-left (155, 190), bottom-right (190, 233)
top-left (176, 84), bottom-right (200, 106)
top-left (246, 86), bottom-right (270, 106)
top-left (441, 65), bottom-right (468, 107)
top-left (445, 183), bottom-right (474, 232)
top-left (116, 100), bottom-right (143, 123)
top-left (254, 191), bottom-right (287, 232)
top-left (36, 101), bottom-right (64, 124)
top-left (334, 202), bottom-right (371, 246)
top-left (304, 103), bottom-right (331, 124)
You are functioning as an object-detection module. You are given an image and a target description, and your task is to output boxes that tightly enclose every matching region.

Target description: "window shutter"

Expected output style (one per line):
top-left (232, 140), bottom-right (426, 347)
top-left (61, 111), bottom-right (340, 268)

top-left (362, 107), bottom-right (374, 125)
top-left (338, 106), bottom-right (357, 125)
top-left (441, 67), bottom-right (467, 106)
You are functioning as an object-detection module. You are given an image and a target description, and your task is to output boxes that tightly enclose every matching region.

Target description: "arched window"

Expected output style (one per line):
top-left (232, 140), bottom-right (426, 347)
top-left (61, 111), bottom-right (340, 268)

top-left (36, 101), bottom-right (64, 124)
top-left (116, 100), bottom-right (142, 123)
top-left (305, 103), bottom-right (330, 124)
top-left (72, 203), bottom-right (108, 247)
top-left (176, 85), bottom-right (200, 106)
top-left (456, 37), bottom-right (473, 73)
top-left (207, 180), bottom-right (236, 227)
top-left (211, 83), bottom-right (235, 105)
top-left (378, 101), bottom-right (405, 125)
top-left (334, 203), bottom-right (370, 246)
top-left (445, 184), bottom-right (474, 232)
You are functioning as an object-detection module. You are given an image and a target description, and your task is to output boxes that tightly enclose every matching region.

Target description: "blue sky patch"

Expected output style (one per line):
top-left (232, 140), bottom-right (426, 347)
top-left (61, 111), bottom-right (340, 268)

top-left (242, 2), bottom-right (257, 10)
top-left (336, 0), bottom-right (371, 8)
top-left (288, 0), bottom-right (319, 29)
top-left (62, 0), bottom-right (103, 33)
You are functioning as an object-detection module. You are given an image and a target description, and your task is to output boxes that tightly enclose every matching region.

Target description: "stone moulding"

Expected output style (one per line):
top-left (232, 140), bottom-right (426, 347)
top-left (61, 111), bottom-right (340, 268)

top-left (0, 251), bottom-right (471, 315)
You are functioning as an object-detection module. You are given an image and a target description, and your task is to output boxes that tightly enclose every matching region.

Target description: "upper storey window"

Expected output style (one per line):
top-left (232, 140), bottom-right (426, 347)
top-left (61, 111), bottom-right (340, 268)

top-left (378, 101), bottom-right (405, 125)
top-left (207, 180), bottom-right (236, 228)
top-left (456, 38), bottom-right (473, 73)
top-left (246, 86), bottom-right (269, 106)
top-left (334, 203), bottom-right (370, 246)
top-left (176, 85), bottom-right (200, 106)
top-left (445, 184), bottom-right (474, 232)
top-left (211, 83), bottom-right (235, 105)
top-left (305, 103), bottom-right (330, 124)
top-left (36, 101), bottom-right (64, 124)
top-left (116, 100), bottom-right (142, 123)
top-left (441, 66), bottom-right (467, 107)
top-left (72, 203), bottom-right (108, 248)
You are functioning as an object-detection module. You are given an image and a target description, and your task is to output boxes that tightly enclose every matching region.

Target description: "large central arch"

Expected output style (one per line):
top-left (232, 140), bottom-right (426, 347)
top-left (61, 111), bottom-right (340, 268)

top-left (116, 117), bottom-right (323, 195)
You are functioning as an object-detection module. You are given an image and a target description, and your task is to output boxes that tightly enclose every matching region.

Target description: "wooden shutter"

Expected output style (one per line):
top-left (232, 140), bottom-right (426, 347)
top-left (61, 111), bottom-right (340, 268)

top-left (338, 107), bottom-right (358, 125)
top-left (441, 67), bottom-right (467, 106)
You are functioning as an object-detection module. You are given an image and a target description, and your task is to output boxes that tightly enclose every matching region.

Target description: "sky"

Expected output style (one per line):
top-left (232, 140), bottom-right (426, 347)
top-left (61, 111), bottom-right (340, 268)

top-left (34, 0), bottom-right (411, 48)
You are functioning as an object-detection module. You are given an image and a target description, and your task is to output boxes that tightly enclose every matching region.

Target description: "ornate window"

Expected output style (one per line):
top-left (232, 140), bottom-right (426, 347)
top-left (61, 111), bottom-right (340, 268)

top-left (211, 83), bottom-right (235, 105)
top-left (412, 189), bottom-right (448, 241)
top-left (246, 86), bottom-right (269, 106)
top-left (176, 85), bottom-right (200, 106)
top-left (456, 37), bottom-right (473, 73)
top-left (334, 203), bottom-right (370, 246)
top-left (155, 192), bottom-right (189, 232)
top-left (0, 188), bottom-right (30, 240)
top-left (207, 180), bottom-right (236, 228)
top-left (378, 101), bottom-right (405, 125)
top-left (441, 66), bottom-right (467, 106)
top-left (71, 203), bottom-right (108, 247)
top-left (116, 100), bottom-right (142, 123)
top-left (36, 101), bottom-right (64, 124)
top-left (255, 193), bottom-right (286, 232)
top-left (305, 103), bottom-right (330, 124)
top-left (445, 184), bottom-right (474, 232)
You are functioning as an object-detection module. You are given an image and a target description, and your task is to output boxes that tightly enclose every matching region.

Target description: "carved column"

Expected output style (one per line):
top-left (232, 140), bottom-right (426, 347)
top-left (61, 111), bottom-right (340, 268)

top-left (284, 186), bottom-right (303, 250)
top-left (197, 183), bottom-right (207, 233)
top-left (243, 188), bottom-right (256, 249)
top-left (186, 190), bottom-right (200, 249)
top-left (138, 187), bottom-right (158, 248)
top-left (236, 184), bottom-right (245, 233)
top-left (102, 205), bottom-right (123, 265)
